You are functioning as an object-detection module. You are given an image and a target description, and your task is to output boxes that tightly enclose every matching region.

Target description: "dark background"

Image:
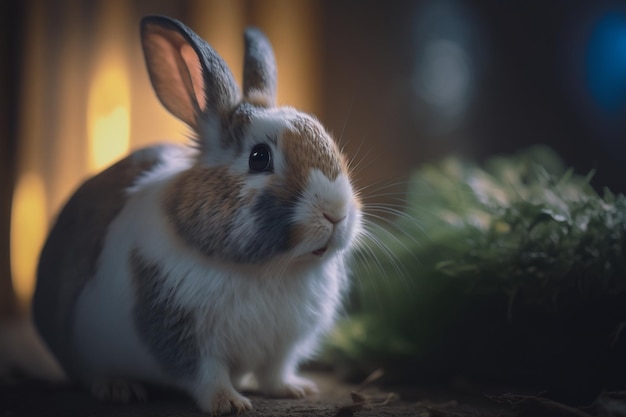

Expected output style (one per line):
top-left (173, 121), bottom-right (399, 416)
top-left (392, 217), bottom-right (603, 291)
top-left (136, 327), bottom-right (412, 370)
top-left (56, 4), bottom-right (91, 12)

top-left (2, 0), bottom-right (626, 313)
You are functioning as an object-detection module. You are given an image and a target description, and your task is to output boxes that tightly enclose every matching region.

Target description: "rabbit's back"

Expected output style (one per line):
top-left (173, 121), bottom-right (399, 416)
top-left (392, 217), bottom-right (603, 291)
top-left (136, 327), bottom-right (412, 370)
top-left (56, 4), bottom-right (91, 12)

top-left (33, 144), bottom-right (179, 376)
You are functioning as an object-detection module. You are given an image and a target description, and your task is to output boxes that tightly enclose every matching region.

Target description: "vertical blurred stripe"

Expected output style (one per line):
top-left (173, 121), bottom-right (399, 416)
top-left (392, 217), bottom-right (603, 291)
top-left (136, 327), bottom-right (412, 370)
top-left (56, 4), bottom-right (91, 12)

top-left (16, 0), bottom-right (45, 183)
top-left (0, 0), bottom-right (19, 314)
top-left (87, 0), bottom-right (131, 173)
top-left (52, 0), bottom-right (87, 216)
top-left (251, 0), bottom-right (321, 115)
top-left (12, 0), bottom-right (47, 308)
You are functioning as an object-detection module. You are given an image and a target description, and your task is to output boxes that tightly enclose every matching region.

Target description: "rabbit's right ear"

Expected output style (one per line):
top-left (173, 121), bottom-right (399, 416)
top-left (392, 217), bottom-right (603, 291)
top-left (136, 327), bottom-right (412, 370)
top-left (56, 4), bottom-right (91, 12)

top-left (141, 16), bottom-right (241, 130)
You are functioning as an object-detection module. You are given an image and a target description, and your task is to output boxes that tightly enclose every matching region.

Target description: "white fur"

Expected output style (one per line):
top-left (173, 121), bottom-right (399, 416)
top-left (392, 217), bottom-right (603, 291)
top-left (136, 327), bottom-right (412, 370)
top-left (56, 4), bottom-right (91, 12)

top-left (197, 114), bottom-right (235, 166)
top-left (229, 107), bottom-right (301, 176)
top-left (71, 152), bottom-right (357, 409)
top-left (292, 169), bottom-right (362, 258)
top-left (197, 107), bottom-right (299, 173)
top-left (127, 144), bottom-right (195, 193)
top-left (57, 17), bottom-right (362, 414)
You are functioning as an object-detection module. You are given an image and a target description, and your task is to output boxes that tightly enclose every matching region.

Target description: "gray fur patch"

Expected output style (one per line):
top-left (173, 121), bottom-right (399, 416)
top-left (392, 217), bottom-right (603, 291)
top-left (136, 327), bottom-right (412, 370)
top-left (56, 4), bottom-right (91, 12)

top-left (223, 102), bottom-right (261, 152)
top-left (32, 144), bottom-right (173, 378)
top-left (233, 190), bottom-right (292, 263)
top-left (243, 27), bottom-right (277, 106)
top-left (130, 249), bottom-right (199, 380)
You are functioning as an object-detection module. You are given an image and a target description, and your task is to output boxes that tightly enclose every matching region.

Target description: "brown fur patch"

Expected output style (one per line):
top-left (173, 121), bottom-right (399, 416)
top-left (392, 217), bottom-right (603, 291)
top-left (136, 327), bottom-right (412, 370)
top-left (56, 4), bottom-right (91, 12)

top-left (263, 117), bottom-right (349, 250)
top-left (279, 117), bottom-right (343, 193)
top-left (33, 144), bottom-right (172, 377)
top-left (164, 165), bottom-right (244, 258)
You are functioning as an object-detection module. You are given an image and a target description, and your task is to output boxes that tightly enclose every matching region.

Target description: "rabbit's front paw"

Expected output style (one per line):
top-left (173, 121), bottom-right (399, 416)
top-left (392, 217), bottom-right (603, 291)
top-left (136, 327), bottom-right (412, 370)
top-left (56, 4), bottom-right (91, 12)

top-left (196, 386), bottom-right (253, 416)
top-left (264, 375), bottom-right (319, 399)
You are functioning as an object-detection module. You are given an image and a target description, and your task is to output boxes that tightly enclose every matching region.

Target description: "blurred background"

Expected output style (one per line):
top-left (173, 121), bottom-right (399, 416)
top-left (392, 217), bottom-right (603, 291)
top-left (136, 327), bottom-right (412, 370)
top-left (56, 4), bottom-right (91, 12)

top-left (1, 0), bottom-right (626, 352)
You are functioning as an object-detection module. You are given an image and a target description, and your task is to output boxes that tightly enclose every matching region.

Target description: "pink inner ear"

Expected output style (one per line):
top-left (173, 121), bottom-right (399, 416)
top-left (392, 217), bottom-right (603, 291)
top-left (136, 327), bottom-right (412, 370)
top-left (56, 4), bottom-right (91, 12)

top-left (143, 28), bottom-right (198, 128)
top-left (180, 44), bottom-right (207, 112)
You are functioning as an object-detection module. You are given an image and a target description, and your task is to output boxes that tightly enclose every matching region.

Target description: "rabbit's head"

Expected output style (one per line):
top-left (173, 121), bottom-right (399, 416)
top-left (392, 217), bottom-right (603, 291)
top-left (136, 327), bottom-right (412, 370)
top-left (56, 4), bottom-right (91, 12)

top-left (141, 16), bottom-right (361, 266)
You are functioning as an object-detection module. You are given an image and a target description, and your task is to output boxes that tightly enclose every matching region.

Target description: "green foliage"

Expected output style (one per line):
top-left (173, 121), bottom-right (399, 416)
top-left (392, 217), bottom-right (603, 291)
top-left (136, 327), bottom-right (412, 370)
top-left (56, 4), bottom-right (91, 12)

top-left (329, 146), bottom-right (626, 394)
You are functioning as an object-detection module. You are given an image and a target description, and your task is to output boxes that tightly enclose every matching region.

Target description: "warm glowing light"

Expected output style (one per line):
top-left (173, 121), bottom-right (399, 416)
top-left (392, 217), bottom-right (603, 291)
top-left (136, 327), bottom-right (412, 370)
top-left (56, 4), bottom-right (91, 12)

top-left (10, 172), bottom-right (48, 305)
top-left (88, 59), bottom-right (131, 171)
top-left (91, 105), bottom-right (130, 169)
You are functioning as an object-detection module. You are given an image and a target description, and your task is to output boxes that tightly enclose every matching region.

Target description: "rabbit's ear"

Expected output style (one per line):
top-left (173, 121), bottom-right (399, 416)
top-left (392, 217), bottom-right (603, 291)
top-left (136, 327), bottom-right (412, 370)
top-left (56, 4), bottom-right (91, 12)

top-left (141, 16), bottom-right (241, 129)
top-left (243, 27), bottom-right (277, 107)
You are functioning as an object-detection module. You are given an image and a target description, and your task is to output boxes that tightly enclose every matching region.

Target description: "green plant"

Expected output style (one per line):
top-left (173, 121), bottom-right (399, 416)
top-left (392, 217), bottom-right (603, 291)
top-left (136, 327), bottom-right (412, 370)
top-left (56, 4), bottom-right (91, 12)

top-left (330, 147), bottom-right (626, 399)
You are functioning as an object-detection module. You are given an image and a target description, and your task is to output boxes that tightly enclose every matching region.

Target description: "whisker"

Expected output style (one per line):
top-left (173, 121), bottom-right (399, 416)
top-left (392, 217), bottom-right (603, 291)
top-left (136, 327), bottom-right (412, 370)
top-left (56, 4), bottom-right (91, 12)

top-left (364, 204), bottom-right (417, 217)
top-left (336, 103), bottom-right (353, 150)
top-left (362, 201), bottom-right (428, 232)
top-left (347, 147), bottom-right (377, 180)
top-left (362, 216), bottom-right (425, 252)
top-left (365, 217), bottom-right (423, 262)
top-left (361, 192), bottom-right (410, 203)
top-left (352, 233), bottom-right (396, 305)
top-left (355, 179), bottom-right (411, 196)
top-left (360, 223), bottom-right (412, 284)
top-left (351, 238), bottom-right (391, 310)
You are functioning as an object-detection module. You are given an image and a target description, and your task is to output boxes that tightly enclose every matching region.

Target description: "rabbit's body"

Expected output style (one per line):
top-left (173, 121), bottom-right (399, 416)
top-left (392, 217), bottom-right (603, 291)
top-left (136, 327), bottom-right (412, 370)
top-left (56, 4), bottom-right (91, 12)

top-left (70, 142), bottom-right (347, 385)
top-left (33, 16), bottom-right (361, 415)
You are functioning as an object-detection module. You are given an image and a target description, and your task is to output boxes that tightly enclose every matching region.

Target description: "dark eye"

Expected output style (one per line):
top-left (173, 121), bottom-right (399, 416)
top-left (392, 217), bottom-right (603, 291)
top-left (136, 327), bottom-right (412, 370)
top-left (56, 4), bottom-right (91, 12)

top-left (249, 144), bottom-right (273, 172)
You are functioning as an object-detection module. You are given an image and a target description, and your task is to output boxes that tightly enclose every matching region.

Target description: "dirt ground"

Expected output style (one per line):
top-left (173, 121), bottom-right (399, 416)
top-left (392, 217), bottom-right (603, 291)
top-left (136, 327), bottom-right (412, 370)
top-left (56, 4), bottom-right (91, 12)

top-left (1, 317), bottom-right (622, 417)
top-left (0, 372), bottom-right (508, 417)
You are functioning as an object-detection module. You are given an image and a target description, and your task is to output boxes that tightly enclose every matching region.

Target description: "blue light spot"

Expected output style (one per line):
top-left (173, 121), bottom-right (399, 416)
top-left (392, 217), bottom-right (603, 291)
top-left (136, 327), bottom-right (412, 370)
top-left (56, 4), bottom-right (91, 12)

top-left (586, 12), bottom-right (626, 113)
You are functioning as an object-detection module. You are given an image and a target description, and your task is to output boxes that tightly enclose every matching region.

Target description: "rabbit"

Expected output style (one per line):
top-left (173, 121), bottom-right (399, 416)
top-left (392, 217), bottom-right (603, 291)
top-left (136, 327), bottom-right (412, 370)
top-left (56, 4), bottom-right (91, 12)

top-left (32, 15), bottom-right (363, 415)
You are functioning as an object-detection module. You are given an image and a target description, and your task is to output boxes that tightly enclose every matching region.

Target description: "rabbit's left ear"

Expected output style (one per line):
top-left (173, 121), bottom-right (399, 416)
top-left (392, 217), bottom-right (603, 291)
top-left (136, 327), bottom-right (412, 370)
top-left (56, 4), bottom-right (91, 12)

top-left (243, 27), bottom-right (277, 107)
top-left (141, 16), bottom-right (241, 130)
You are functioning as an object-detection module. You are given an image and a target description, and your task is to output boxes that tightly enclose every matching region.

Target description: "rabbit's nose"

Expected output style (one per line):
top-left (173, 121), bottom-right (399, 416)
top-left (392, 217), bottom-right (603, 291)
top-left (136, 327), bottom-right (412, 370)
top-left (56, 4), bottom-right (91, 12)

top-left (323, 212), bottom-right (346, 225)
